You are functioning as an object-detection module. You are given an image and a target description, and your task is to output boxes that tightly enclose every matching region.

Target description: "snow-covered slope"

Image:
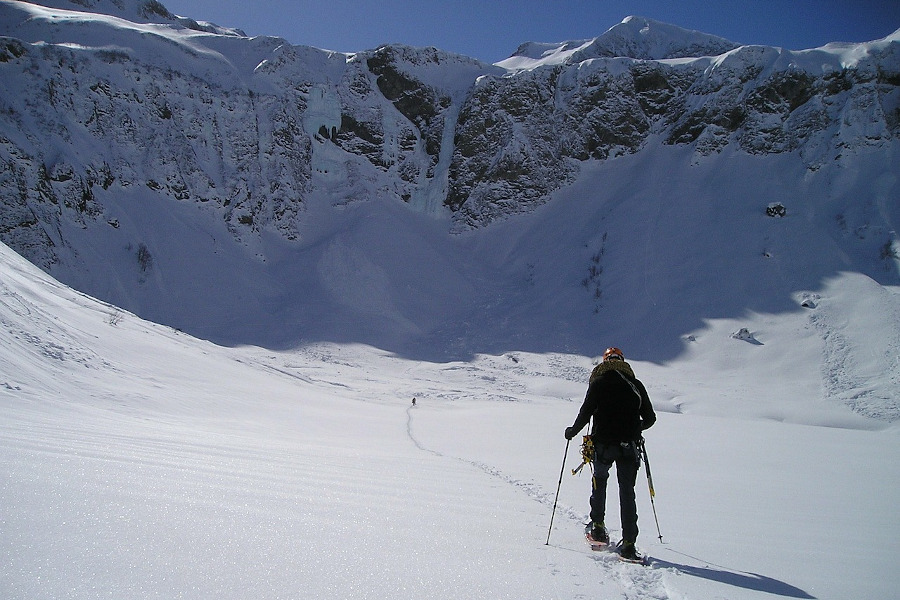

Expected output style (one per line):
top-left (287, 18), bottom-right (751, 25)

top-left (14, 0), bottom-right (245, 35)
top-left (2, 235), bottom-right (898, 600)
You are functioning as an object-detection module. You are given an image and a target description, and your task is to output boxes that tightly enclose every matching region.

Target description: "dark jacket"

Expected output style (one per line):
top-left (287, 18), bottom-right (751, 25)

top-left (569, 360), bottom-right (656, 445)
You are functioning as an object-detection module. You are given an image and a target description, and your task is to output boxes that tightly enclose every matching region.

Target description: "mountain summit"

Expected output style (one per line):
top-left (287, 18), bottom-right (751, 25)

top-left (499, 16), bottom-right (741, 70)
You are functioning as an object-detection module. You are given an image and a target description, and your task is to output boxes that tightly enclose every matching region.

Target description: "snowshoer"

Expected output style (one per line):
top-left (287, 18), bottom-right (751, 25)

top-left (565, 347), bottom-right (656, 561)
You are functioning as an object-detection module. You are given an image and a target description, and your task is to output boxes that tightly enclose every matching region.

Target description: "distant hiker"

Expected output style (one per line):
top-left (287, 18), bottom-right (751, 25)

top-left (565, 347), bottom-right (656, 561)
top-left (412, 397), bottom-right (416, 406)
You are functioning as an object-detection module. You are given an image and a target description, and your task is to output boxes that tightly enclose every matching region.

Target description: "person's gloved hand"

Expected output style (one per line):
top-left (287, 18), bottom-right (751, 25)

top-left (565, 426), bottom-right (577, 440)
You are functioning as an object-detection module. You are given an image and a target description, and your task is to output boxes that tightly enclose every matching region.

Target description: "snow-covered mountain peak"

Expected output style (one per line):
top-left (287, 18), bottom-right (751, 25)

top-left (496, 15), bottom-right (740, 70)
top-left (595, 16), bottom-right (740, 59)
top-left (9, 0), bottom-right (245, 37)
top-left (25, 0), bottom-right (176, 21)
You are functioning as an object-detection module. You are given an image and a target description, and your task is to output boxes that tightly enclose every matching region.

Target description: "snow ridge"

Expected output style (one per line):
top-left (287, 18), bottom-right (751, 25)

top-left (497, 15), bottom-right (741, 70)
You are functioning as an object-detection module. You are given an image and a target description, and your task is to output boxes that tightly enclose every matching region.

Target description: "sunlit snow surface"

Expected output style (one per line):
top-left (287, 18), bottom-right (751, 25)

top-left (1, 4), bottom-right (900, 598)
top-left (2, 240), bottom-right (898, 600)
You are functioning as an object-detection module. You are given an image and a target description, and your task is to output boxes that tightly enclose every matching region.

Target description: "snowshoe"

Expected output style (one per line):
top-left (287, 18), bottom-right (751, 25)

top-left (584, 523), bottom-right (609, 550)
top-left (617, 540), bottom-right (648, 565)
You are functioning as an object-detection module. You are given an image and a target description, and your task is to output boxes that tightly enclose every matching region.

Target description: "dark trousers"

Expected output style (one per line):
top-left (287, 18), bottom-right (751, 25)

top-left (590, 443), bottom-right (639, 543)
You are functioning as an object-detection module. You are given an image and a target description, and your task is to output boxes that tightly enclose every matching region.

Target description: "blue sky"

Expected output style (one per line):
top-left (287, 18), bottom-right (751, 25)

top-left (162, 0), bottom-right (900, 63)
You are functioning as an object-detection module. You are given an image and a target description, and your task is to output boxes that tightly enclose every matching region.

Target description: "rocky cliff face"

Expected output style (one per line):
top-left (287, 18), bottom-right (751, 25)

top-left (1, 3), bottom-right (898, 269)
top-left (450, 19), bottom-right (900, 225)
top-left (0, 1), bottom-right (502, 267)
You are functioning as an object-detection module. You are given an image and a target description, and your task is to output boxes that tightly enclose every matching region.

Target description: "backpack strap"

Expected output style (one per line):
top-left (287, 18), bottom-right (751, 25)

top-left (616, 370), bottom-right (642, 409)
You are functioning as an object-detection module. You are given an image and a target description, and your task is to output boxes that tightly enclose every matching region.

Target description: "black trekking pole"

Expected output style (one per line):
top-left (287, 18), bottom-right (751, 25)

top-left (545, 438), bottom-right (570, 545)
top-left (640, 438), bottom-right (663, 543)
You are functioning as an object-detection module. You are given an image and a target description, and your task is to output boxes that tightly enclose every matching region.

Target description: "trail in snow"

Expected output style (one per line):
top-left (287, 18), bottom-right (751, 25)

top-left (411, 413), bottom-right (817, 600)
top-left (404, 400), bottom-right (672, 600)
top-left (406, 402), bottom-right (582, 526)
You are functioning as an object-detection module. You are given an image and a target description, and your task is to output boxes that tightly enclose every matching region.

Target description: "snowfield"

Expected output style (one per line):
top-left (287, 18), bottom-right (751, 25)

top-left (2, 3), bottom-right (900, 599)
top-left (2, 239), bottom-right (898, 600)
